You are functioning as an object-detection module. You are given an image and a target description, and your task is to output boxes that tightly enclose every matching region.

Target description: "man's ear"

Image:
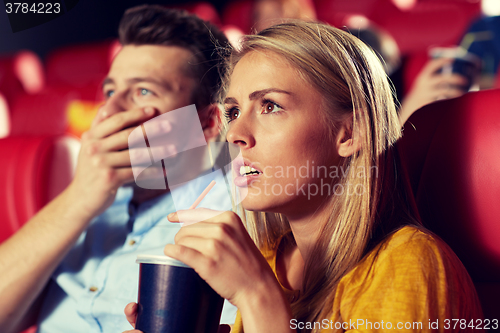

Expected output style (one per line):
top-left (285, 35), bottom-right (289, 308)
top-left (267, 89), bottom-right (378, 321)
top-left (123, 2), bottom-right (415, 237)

top-left (336, 115), bottom-right (362, 158)
top-left (200, 104), bottom-right (221, 142)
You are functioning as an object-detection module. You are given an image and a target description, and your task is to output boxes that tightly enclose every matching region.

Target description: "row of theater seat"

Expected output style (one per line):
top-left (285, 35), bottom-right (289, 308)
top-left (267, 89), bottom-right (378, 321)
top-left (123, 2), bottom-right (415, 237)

top-left (0, 135), bottom-right (79, 243)
top-left (0, 39), bottom-right (120, 139)
top-left (0, 38), bottom-right (117, 265)
top-left (225, 0), bottom-right (482, 53)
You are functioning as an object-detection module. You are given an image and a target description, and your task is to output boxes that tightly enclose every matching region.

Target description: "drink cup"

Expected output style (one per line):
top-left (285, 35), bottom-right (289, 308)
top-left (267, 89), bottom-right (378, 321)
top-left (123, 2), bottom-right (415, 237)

top-left (135, 255), bottom-right (224, 333)
top-left (429, 47), bottom-right (481, 91)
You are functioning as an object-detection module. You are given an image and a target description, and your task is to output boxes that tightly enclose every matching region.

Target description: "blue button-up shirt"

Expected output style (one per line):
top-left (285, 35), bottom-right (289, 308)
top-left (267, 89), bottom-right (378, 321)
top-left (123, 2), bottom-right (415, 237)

top-left (37, 173), bottom-right (237, 332)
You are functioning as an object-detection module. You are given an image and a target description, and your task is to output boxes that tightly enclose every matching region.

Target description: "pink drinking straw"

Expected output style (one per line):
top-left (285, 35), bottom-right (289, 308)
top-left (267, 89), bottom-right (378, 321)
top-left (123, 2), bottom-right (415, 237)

top-left (189, 180), bottom-right (216, 209)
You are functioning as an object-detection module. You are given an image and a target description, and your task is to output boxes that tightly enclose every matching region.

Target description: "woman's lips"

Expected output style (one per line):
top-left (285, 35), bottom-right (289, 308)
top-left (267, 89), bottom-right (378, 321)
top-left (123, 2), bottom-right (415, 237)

top-left (234, 172), bottom-right (261, 187)
top-left (233, 158), bottom-right (263, 187)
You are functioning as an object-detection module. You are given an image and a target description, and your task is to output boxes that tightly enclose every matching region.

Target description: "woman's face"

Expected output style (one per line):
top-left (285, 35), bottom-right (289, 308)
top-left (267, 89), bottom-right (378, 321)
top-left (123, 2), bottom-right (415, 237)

top-left (225, 51), bottom-right (342, 218)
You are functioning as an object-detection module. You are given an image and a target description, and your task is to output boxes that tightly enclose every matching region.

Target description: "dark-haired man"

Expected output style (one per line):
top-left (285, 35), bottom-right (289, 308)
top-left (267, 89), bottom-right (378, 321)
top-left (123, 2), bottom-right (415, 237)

top-left (0, 6), bottom-right (236, 332)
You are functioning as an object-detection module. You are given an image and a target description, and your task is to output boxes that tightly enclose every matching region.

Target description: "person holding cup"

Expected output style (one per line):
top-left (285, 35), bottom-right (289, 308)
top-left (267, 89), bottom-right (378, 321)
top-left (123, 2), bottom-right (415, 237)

top-left (398, 56), bottom-right (470, 125)
top-left (125, 21), bottom-right (482, 333)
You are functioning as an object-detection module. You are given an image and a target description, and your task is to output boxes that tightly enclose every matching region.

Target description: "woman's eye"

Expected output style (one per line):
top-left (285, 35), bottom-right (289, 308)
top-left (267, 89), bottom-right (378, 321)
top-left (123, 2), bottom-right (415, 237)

top-left (225, 107), bottom-right (240, 122)
top-left (262, 101), bottom-right (282, 114)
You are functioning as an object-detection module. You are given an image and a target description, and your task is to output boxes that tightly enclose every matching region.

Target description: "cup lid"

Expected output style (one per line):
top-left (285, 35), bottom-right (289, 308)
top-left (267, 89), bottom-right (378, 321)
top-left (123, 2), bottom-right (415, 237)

top-left (136, 254), bottom-right (191, 268)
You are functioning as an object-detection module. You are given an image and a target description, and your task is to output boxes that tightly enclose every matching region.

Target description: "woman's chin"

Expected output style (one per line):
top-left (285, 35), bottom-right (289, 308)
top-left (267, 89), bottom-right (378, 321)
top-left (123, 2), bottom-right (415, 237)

top-left (240, 195), bottom-right (271, 212)
top-left (239, 194), bottom-right (285, 214)
top-left (240, 198), bottom-right (262, 212)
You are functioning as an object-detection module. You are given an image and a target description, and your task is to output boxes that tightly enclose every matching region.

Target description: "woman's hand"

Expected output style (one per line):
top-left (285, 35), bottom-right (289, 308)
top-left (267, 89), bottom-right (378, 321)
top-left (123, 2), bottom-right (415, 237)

top-left (165, 209), bottom-right (276, 306)
top-left (165, 209), bottom-right (294, 333)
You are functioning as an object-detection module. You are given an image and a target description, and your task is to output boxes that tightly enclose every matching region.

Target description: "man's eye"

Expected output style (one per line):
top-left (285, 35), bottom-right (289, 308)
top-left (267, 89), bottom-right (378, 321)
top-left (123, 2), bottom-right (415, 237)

top-left (105, 90), bottom-right (115, 98)
top-left (140, 88), bottom-right (152, 96)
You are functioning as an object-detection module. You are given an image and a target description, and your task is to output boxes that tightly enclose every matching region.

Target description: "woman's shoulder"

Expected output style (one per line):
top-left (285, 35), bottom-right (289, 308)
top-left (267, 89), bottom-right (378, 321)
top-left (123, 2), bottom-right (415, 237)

top-left (374, 225), bottom-right (444, 259)
top-left (334, 225), bottom-right (483, 323)
top-left (348, 225), bottom-right (464, 282)
top-left (341, 226), bottom-right (444, 283)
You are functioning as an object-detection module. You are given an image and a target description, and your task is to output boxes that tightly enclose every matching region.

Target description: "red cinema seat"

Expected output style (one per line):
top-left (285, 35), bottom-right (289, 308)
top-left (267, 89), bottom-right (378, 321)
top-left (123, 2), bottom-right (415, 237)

top-left (9, 89), bottom-right (72, 136)
top-left (9, 83), bottom-right (104, 137)
top-left (45, 39), bottom-right (121, 88)
top-left (0, 135), bottom-right (79, 244)
top-left (222, 0), bottom-right (254, 34)
top-left (174, 1), bottom-right (222, 26)
top-left (402, 51), bottom-right (431, 96)
top-left (314, 0), bottom-right (378, 28)
top-left (222, 25), bottom-right (244, 50)
top-left (13, 51), bottom-right (46, 95)
top-left (495, 67), bottom-right (500, 89)
top-left (370, 1), bottom-right (480, 54)
top-left (399, 89), bottom-right (500, 318)
top-left (0, 50), bottom-right (45, 103)
top-left (0, 92), bottom-right (9, 138)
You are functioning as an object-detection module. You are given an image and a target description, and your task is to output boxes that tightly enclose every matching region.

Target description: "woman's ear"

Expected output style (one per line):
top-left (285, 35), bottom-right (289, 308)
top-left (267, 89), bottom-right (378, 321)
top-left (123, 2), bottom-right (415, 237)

top-left (200, 104), bottom-right (222, 141)
top-left (336, 115), bottom-right (362, 157)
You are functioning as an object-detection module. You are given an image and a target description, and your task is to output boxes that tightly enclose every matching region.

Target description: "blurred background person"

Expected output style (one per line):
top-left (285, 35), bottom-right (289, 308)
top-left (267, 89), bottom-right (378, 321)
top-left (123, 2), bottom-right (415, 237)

top-left (253, 0), bottom-right (317, 31)
top-left (345, 17), bottom-right (469, 125)
top-left (458, 0), bottom-right (500, 89)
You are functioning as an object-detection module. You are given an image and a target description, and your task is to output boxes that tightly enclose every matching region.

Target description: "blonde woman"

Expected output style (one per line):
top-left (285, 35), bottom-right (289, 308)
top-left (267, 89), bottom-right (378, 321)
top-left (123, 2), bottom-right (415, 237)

top-left (125, 21), bottom-right (482, 332)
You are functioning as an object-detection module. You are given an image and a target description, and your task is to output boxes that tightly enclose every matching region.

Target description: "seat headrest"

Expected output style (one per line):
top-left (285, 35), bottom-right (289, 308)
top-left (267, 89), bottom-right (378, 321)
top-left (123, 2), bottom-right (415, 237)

top-left (0, 135), bottom-right (79, 243)
top-left (400, 88), bottom-right (500, 282)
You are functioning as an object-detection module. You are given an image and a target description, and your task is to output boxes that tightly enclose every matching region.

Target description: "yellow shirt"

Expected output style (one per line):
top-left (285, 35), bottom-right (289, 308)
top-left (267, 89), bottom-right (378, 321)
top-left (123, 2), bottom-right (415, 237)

top-left (232, 226), bottom-right (482, 332)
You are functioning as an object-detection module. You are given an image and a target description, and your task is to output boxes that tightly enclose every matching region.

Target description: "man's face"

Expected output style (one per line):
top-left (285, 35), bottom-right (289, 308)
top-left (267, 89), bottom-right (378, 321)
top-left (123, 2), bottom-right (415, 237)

top-left (102, 44), bottom-right (196, 116)
top-left (100, 45), bottom-right (204, 192)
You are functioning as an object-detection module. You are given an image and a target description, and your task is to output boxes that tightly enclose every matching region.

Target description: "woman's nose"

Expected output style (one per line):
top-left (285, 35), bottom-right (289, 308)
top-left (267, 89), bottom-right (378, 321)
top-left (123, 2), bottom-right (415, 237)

top-left (226, 115), bottom-right (255, 149)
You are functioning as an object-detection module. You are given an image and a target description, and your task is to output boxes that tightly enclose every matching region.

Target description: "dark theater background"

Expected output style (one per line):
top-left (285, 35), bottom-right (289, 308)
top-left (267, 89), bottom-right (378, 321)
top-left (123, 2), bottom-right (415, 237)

top-left (1, 0), bottom-right (500, 329)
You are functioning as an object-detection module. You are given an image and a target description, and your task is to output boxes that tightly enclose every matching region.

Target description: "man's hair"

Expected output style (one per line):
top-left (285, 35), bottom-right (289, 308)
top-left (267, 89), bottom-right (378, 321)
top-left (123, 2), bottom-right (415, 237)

top-left (118, 5), bottom-right (229, 110)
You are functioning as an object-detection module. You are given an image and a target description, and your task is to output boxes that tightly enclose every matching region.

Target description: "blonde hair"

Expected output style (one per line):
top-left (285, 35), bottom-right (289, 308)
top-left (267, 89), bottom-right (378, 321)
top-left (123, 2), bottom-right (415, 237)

top-left (220, 21), bottom-right (414, 331)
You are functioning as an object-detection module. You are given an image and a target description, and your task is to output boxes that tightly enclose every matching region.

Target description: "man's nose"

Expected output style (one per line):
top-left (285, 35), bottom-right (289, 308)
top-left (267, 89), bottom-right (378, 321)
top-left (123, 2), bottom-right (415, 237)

top-left (101, 92), bottom-right (129, 118)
